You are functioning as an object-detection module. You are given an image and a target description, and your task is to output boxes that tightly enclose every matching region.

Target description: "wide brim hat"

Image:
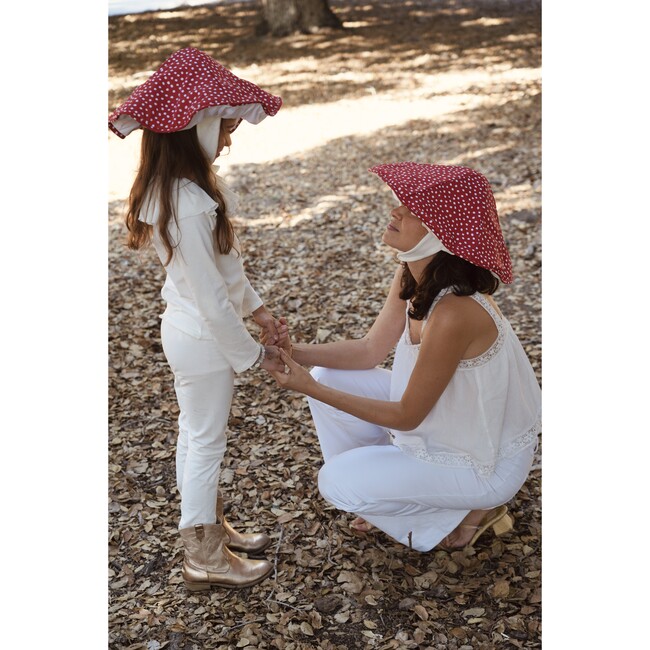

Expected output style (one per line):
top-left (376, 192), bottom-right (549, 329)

top-left (369, 162), bottom-right (513, 283)
top-left (108, 47), bottom-right (282, 139)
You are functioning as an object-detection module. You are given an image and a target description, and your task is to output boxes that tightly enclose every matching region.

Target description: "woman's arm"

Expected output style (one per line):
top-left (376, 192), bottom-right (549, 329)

top-left (290, 266), bottom-right (407, 370)
top-left (271, 295), bottom-right (476, 431)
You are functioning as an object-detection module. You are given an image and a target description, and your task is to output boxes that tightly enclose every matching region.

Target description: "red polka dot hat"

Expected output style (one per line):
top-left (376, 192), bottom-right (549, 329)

top-left (108, 47), bottom-right (282, 139)
top-left (369, 162), bottom-right (513, 283)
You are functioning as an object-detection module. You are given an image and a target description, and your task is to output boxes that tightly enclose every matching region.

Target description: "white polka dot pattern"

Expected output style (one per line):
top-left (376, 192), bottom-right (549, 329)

top-left (108, 47), bottom-right (282, 138)
top-left (369, 162), bottom-right (513, 283)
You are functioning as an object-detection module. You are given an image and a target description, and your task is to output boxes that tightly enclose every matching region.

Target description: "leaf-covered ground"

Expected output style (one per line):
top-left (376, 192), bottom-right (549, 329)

top-left (108, 1), bottom-right (541, 648)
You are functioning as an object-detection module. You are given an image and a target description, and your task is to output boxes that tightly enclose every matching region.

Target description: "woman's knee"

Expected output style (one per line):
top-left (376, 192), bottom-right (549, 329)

top-left (310, 366), bottom-right (381, 396)
top-left (318, 458), bottom-right (363, 512)
top-left (310, 366), bottom-right (341, 387)
top-left (318, 462), bottom-right (345, 509)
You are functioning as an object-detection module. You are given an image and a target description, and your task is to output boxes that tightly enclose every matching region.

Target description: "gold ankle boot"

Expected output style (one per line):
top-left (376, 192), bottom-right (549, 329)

top-left (217, 491), bottom-right (271, 555)
top-left (179, 523), bottom-right (273, 592)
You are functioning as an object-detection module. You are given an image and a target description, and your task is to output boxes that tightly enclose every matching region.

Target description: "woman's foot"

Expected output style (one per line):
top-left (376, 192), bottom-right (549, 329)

top-left (440, 508), bottom-right (496, 549)
top-left (350, 517), bottom-right (374, 532)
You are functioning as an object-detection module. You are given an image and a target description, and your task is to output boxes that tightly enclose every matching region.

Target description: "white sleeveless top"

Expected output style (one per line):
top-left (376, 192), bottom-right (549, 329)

top-left (389, 288), bottom-right (541, 477)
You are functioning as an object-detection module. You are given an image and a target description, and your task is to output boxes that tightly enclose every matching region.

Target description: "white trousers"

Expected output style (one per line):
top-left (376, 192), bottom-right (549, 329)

top-left (308, 367), bottom-right (535, 552)
top-left (161, 321), bottom-right (234, 529)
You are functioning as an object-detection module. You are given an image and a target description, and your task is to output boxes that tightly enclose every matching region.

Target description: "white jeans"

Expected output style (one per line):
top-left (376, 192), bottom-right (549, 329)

top-left (308, 367), bottom-right (535, 552)
top-left (161, 321), bottom-right (234, 529)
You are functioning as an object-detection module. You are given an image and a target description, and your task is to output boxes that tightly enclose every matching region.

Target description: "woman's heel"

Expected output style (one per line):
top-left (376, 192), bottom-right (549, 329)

top-left (492, 511), bottom-right (513, 537)
top-left (184, 580), bottom-right (211, 592)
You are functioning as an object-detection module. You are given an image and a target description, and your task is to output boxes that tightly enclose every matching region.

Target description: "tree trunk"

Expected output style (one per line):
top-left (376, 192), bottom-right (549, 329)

top-left (256, 0), bottom-right (343, 37)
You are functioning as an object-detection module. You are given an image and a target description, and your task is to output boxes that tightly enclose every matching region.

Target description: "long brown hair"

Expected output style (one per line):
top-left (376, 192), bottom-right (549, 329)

top-left (125, 126), bottom-right (234, 265)
top-left (400, 252), bottom-right (500, 320)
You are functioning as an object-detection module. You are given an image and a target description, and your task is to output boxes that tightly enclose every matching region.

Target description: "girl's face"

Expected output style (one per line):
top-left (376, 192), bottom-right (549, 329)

top-left (381, 204), bottom-right (428, 252)
top-left (216, 118), bottom-right (242, 158)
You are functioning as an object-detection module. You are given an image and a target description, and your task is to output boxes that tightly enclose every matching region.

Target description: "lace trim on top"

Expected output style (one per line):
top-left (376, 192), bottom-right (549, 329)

top-left (404, 290), bottom-right (505, 369)
top-left (397, 418), bottom-right (541, 477)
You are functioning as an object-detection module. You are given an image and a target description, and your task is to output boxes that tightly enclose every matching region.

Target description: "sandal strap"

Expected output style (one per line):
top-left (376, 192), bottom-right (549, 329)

top-left (457, 508), bottom-right (504, 531)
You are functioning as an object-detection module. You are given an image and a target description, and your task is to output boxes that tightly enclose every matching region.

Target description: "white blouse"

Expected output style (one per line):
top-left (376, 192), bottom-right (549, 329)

top-left (389, 289), bottom-right (541, 476)
top-left (138, 174), bottom-right (263, 373)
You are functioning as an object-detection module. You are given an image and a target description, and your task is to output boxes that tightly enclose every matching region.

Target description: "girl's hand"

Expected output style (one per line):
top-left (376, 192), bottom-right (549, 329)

top-left (261, 316), bottom-right (292, 356)
top-left (252, 307), bottom-right (280, 344)
top-left (269, 349), bottom-right (315, 393)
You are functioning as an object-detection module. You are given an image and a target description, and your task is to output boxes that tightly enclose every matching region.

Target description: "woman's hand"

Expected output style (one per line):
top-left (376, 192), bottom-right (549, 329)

top-left (268, 349), bottom-right (315, 393)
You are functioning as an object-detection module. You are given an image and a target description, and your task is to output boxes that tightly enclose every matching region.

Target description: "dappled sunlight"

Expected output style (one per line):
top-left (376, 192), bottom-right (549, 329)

top-left (109, 0), bottom-right (541, 109)
top-left (461, 16), bottom-right (513, 28)
top-left (109, 62), bottom-right (540, 201)
top-left (108, 3), bottom-right (541, 646)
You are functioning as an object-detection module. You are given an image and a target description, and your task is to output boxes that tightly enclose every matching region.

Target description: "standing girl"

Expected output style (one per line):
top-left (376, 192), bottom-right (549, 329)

top-left (109, 47), bottom-right (286, 591)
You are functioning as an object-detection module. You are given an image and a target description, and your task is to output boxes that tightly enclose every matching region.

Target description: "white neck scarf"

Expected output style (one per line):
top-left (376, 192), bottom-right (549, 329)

top-left (397, 228), bottom-right (453, 262)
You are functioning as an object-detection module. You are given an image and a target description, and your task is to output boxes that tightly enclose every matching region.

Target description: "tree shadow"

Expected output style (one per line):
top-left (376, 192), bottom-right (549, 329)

top-left (108, 0), bottom-right (541, 110)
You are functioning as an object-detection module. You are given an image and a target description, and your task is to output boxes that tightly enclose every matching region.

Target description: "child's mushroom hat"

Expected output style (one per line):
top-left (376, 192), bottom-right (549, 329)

top-left (369, 162), bottom-right (513, 283)
top-left (108, 47), bottom-right (282, 139)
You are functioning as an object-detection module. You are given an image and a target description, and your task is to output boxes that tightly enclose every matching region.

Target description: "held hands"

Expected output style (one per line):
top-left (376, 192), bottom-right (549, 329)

top-left (253, 308), bottom-right (290, 350)
top-left (260, 316), bottom-right (292, 357)
top-left (268, 349), bottom-right (314, 393)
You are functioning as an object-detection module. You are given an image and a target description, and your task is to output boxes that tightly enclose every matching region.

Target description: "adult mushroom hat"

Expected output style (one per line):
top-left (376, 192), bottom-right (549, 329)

top-left (108, 47), bottom-right (283, 138)
top-left (369, 162), bottom-right (513, 283)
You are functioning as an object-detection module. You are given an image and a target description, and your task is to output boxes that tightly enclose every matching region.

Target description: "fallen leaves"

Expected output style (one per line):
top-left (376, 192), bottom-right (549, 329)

top-left (109, 1), bottom-right (541, 648)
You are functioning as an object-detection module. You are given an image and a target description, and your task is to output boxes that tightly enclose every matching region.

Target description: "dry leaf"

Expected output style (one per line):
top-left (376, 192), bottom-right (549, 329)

top-left (300, 622), bottom-right (314, 636)
top-left (404, 564), bottom-right (420, 576)
top-left (337, 570), bottom-right (364, 594)
top-left (108, 4), bottom-right (541, 649)
top-left (463, 607), bottom-right (486, 617)
top-left (491, 579), bottom-right (510, 598)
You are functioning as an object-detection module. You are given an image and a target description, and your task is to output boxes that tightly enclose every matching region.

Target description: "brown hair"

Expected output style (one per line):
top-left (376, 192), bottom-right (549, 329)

top-left (400, 252), bottom-right (499, 320)
top-left (125, 126), bottom-right (234, 265)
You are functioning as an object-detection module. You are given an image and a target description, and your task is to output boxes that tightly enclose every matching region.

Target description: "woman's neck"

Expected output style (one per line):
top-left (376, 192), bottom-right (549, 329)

top-left (406, 256), bottom-right (433, 284)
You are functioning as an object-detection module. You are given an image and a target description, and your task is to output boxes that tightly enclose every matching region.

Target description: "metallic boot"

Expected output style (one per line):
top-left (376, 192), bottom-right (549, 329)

top-left (179, 523), bottom-right (273, 592)
top-left (217, 491), bottom-right (271, 555)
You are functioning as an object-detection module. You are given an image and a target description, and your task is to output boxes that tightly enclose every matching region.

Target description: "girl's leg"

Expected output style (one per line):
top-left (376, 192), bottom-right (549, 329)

top-left (307, 367), bottom-right (393, 461)
top-left (174, 376), bottom-right (189, 493)
top-left (161, 322), bottom-right (234, 529)
top-left (174, 367), bottom-right (234, 529)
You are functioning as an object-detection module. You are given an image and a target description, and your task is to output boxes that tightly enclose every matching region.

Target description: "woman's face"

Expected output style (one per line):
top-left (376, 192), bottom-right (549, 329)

top-left (382, 204), bottom-right (428, 252)
top-left (216, 118), bottom-right (242, 158)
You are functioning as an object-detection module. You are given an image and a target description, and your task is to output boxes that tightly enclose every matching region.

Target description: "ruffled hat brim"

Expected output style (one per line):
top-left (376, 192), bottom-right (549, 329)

top-left (108, 47), bottom-right (282, 138)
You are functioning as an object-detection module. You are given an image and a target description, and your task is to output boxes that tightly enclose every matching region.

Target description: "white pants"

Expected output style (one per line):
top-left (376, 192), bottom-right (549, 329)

top-left (308, 367), bottom-right (535, 552)
top-left (161, 321), bottom-right (234, 529)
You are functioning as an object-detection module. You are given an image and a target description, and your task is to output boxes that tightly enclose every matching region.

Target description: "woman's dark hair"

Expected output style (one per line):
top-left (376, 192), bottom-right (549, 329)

top-left (400, 251), bottom-right (499, 320)
top-left (125, 126), bottom-right (234, 265)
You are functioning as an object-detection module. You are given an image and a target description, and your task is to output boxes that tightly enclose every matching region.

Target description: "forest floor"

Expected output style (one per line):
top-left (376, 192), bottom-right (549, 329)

top-left (108, 1), bottom-right (541, 648)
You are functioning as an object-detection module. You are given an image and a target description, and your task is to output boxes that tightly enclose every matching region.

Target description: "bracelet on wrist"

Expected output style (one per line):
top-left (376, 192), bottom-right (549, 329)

top-left (252, 344), bottom-right (266, 370)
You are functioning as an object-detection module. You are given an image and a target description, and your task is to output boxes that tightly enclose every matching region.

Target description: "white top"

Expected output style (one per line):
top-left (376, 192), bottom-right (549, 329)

top-left (389, 288), bottom-right (541, 476)
top-left (138, 173), bottom-right (263, 373)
